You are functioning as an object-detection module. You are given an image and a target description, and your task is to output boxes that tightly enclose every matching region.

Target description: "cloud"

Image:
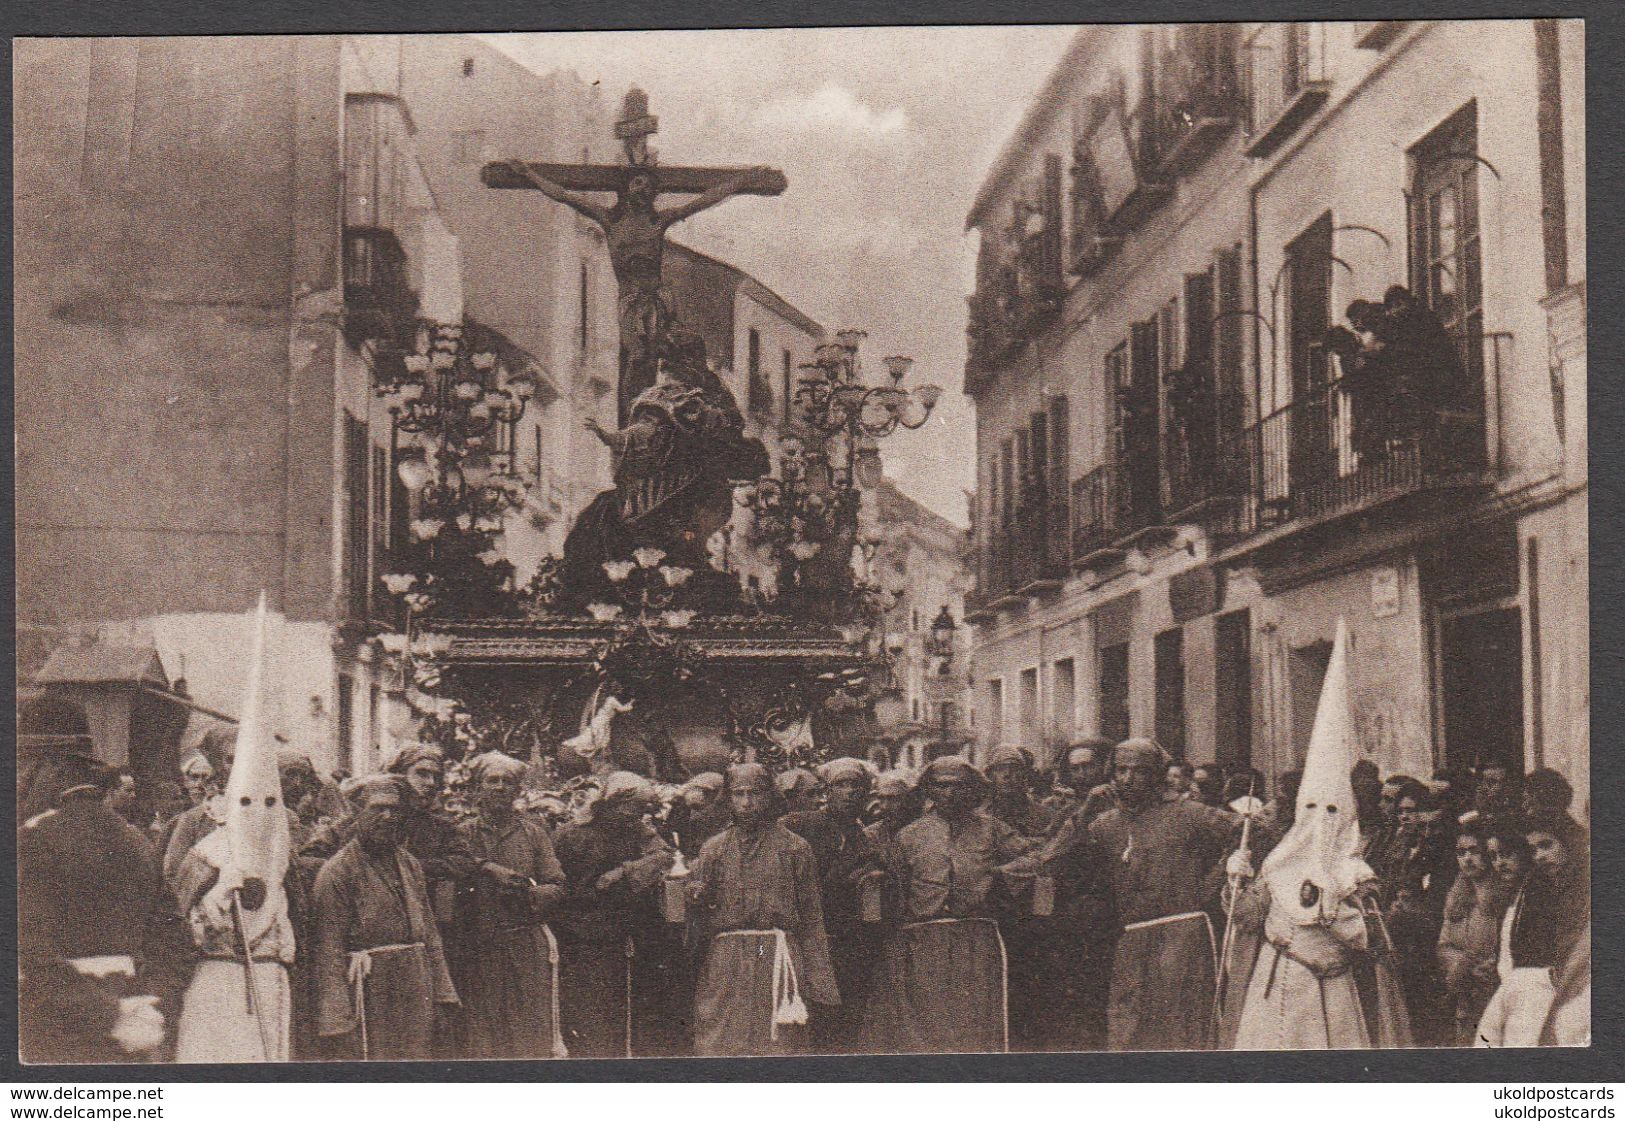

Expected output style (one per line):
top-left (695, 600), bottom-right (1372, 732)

top-left (751, 82), bottom-right (908, 139)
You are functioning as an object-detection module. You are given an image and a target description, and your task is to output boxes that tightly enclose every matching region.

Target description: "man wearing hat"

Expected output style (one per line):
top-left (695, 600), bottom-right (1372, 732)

top-left (1088, 737), bottom-right (1239, 1050)
top-left (863, 756), bottom-right (1033, 1053)
top-left (18, 697), bottom-right (192, 1063)
top-left (452, 750), bottom-right (569, 1059)
top-left (311, 774), bottom-right (459, 1060)
top-left (783, 758), bottom-right (882, 1053)
top-left (688, 763), bottom-right (839, 1056)
top-left (776, 766), bottom-right (825, 816)
top-left (553, 771), bottom-right (675, 1057)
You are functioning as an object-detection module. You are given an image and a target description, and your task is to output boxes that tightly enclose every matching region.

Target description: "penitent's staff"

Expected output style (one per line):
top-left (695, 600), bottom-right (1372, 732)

top-left (230, 887), bottom-right (275, 1062)
top-left (1214, 778), bottom-right (1257, 1027)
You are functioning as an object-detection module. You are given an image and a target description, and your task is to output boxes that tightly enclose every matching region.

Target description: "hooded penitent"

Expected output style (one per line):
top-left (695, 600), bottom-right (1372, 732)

top-left (1259, 619), bottom-right (1373, 925)
top-left (200, 593), bottom-right (290, 942)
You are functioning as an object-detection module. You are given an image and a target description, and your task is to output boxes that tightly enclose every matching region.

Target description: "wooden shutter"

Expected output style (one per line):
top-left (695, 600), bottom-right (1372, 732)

top-left (1042, 153), bottom-right (1064, 285)
top-left (1214, 243), bottom-right (1245, 438)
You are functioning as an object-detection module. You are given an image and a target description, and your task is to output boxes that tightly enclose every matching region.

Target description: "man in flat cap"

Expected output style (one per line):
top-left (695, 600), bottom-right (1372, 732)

top-left (311, 774), bottom-right (459, 1060)
top-left (863, 756), bottom-right (1034, 1053)
top-left (688, 763), bottom-right (838, 1056)
top-left (452, 750), bottom-right (569, 1059)
top-left (783, 758), bottom-right (882, 1053)
top-left (553, 771), bottom-right (675, 1057)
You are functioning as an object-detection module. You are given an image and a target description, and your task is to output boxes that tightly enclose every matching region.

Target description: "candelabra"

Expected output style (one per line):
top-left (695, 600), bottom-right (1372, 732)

top-left (373, 320), bottom-right (539, 621)
top-left (793, 328), bottom-right (943, 490)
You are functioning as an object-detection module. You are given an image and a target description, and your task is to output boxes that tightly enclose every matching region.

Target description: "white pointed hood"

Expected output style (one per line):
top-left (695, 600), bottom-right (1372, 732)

top-left (222, 593), bottom-right (290, 900)
top-left (1259, 619), bottom-right (1373, 924)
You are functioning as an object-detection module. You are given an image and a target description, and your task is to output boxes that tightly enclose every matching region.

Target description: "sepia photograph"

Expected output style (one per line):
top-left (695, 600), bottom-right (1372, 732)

top-left (12, 18), bottom-right (1590, 1069)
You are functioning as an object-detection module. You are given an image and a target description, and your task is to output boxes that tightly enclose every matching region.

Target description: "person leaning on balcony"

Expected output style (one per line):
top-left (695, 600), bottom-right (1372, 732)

top-left (1382, 286), bottom-right (1472, 454)
top-left (1324, 300), bottom-right (1396, 460)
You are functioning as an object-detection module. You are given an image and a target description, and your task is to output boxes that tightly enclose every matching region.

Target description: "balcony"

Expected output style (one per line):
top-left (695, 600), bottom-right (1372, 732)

top-left (1211, 332), bottom-right (1509, 548)
top-left (1153, 26), bottom-right (1243, 178)
top-left (342, 226), bottom-right (417, 350)
top-left (1243, 23), bottom-right (1331, 159)
top-left (1070, 459), bottom-right (1161, 569)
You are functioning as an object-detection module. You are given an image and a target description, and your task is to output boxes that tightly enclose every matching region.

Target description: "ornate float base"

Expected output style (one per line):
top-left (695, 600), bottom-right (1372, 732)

top-left (436, 613), bottom-right (880, 781)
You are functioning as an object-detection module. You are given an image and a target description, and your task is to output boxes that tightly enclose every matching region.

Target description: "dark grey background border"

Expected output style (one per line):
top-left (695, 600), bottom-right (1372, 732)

top-left (2, 0), bottom-right (1619, 1085)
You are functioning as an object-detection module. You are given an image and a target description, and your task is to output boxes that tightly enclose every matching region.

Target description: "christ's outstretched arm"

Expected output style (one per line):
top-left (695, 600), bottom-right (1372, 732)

top-left (506, 160), bottom-right (614, 228)
top-left (658, 167), bottom-right (777, 227)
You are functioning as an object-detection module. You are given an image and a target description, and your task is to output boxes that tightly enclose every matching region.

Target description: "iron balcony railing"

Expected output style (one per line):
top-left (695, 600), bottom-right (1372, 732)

top-left (1212, 331), bottom-right (1510, 538)
top-left (1070, 459), bottom-right (1161, 564)
top-left (342, 225), bottom-right (417, 348)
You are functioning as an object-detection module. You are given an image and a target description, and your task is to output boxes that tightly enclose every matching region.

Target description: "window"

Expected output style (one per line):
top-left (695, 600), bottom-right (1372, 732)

top-left (1051, 657), bottom-right (1077, 743)
top-left (1154, 627), bottom-right (1187, 758)
top-left (988, 678), bottom-right (1005, 745)
top-left (462, 57), bottom-right (475, 77)
top-left (368, 682), bottom-right (381, 765)
top-left (747, 328), bottom-right (771, 414)
top-left (343, 413), bottom-right (370, 620)
top-left (1410, 104), bottom-right (1482, 376)
top-left (1216, 609), bottom-right (1253, 770)
top-left (1214, 244), bottom-right (1246, 439)
top-left (1286, 211), bottom-right (1334, 399)
top-left (1019, 667), bottom-right (1040, 750)
top-left (1098, 642), bottom-right (1131, 744)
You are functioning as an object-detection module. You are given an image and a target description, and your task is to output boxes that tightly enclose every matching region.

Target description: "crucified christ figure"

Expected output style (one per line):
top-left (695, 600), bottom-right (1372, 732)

top-left (504, 159), bottom-right (779, 409)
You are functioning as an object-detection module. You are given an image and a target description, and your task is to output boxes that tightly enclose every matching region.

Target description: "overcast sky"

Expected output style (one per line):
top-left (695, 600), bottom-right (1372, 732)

top-left (486, 27), bottom-right (1079, 527)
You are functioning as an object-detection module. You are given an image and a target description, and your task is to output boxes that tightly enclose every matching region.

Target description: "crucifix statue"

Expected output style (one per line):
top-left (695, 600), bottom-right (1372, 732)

top-left (482, 87), bottom-right (787, 423)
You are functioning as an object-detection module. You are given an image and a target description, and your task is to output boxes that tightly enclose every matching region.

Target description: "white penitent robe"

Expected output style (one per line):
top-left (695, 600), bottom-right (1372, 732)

top-left (1233, 881), bottom-right (1370, 1050)
top-left (173, 829), bottom-right (296, 1062)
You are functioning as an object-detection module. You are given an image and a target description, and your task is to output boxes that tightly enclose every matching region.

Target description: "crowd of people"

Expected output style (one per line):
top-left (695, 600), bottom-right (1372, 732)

top-left (18, 693), bottom-right (1590, 1063)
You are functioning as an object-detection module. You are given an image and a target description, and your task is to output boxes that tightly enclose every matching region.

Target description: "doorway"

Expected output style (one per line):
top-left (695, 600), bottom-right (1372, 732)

top-left (1437, 605), bottom-right (1524, 773)
top-left (1287, 639), bottom-right (1332, 767)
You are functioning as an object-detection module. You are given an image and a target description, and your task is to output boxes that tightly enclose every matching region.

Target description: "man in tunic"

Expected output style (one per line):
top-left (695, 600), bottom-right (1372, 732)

top-left (1088, 738), bottom-right (1239, 1051)
top-left (863, 756), bottom-right (1033, 1054)
top-left (553, 771), bottom-right (674, 1058)
top-left (312, 776), bottom-right (459, 1061)
top-left (687, 763), bottom-right (839, 1056)
top-left (453, 750), bottom-right (569, 1059)
top-left (984, 745), bottom-right (1064, 1050)
top-left (782, 757), bottom-right (881, 1053)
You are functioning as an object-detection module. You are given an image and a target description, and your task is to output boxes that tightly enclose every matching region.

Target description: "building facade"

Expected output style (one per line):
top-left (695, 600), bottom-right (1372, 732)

top-left (964, 21), bottom-right (1586, 806)
top-left (863, 478), bottom-right (975, 771)
top-left (14, 35), bottom-right (619, 777)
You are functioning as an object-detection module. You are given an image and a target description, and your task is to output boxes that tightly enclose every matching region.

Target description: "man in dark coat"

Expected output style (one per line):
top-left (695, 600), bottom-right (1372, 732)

top-left (18, 698), bottom-right (193, 1064)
